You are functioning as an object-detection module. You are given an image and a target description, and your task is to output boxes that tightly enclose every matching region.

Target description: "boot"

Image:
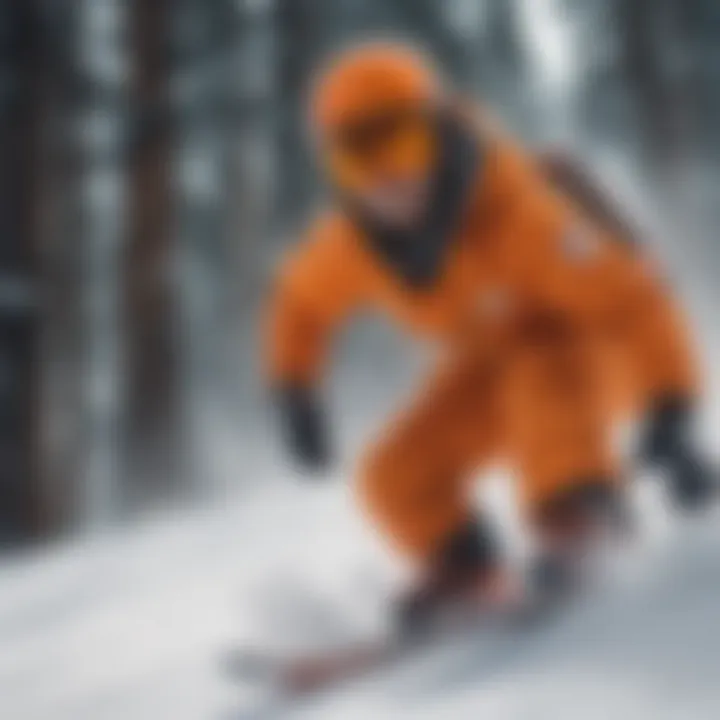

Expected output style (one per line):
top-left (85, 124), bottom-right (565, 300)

top-left (396, 516), bottom-right (505, 639)
top-left (530, 480), bottom-right (630, 603)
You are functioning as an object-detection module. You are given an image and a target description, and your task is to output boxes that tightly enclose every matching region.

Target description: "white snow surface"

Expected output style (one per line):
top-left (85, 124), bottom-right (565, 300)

top-left (1, 474), bottom-right (720, 720)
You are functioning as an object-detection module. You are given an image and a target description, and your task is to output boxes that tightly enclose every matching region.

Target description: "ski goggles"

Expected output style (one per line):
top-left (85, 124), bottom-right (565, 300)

top-left (324, 107), bottom-right (438, 191)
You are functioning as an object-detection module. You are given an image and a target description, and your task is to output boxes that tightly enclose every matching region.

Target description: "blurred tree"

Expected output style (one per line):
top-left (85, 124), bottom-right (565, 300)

top-left (483, 0), bottom-right (525, 80)
top-left (75, 0), bottom-right (128, 524)
top-left (35, 0), bottom-right (86, 537)
top-left (172, 0), bottom-right (240, 491)
top-left (228, 0), bottom-right (275, 363)
top-left (274, 0), bottom-right (324, 227)
top-left (613, 0), bottom-right (684, 170)
top-left (668, 0), bottom-right (720, 162)
top-left (0, 0), bottom-right (43, 541)
top-left (124, 0), bottom-right (183, 507)
top-left (392, 0), bottom-right (472, 85)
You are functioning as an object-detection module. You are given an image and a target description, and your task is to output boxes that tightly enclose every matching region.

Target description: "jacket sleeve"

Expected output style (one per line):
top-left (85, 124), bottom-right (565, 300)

top-left (264, 216), bottom-right (368, 389)
top-left (519, 178), bottom-right (699, 400)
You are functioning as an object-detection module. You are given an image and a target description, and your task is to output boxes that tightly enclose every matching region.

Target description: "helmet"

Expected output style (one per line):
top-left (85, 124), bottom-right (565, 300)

top-left (309, 42), bottom-right (443, 192)
top-left (311, 42), bottom-right (440, 134)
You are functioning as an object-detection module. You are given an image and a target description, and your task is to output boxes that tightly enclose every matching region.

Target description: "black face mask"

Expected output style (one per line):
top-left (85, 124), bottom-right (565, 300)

top-left (342, 112), bottom-right (481, 290)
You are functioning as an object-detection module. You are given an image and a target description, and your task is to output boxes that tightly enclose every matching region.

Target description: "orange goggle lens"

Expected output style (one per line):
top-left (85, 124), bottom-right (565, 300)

top-left (326, 110), bottom-right (437, 191)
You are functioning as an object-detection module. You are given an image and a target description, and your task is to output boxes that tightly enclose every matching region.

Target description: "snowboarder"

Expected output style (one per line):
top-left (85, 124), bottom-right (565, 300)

top-left (263, 41), bottom-right (714, 635)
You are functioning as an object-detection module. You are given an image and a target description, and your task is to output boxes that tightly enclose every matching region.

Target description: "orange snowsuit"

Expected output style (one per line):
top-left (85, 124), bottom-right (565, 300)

top-left (265, 110), bottom-right (697, 560)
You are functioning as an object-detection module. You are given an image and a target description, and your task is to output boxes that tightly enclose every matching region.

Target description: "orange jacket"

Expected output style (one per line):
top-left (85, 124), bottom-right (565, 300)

top-left (265, 110), bottom-right (695, 397)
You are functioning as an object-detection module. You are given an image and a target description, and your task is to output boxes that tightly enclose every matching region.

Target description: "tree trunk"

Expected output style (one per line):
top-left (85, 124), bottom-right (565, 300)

top-left (124, 0), bottom-right (182, 507)
top-left (0, 0), bottom-right (44, 541)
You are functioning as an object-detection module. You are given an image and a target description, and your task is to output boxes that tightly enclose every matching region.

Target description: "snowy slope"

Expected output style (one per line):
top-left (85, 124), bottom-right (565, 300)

top-left (1, 475), bottom-right (719, 720)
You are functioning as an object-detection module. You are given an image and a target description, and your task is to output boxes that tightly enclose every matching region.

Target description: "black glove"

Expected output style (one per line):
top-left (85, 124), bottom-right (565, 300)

top-left (641, 397), bottom-right (716, 509)
top-left (276, 385), bottom-right (331, 471)
top-left (642, 397), bottom-right (690, 465)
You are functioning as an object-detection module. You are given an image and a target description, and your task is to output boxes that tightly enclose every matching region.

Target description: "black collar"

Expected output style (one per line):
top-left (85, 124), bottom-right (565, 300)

top-left (343, 113), bottom-right (481, 290)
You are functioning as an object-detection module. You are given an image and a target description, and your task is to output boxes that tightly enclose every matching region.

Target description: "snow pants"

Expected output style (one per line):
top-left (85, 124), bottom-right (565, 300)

top-left (358, 294), bottom-right (697, 562)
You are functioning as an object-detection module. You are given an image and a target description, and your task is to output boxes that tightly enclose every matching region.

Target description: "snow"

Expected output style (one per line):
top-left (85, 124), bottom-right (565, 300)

top-left (1, 473), bottom-right (720, 720)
